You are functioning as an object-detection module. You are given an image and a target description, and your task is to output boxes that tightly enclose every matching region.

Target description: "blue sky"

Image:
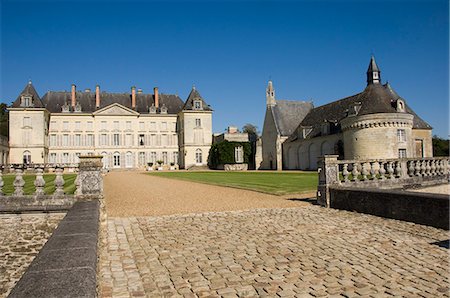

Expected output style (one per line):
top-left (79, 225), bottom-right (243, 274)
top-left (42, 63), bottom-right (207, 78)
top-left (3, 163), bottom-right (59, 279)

top-left (1, 0), bottom-right (448, 137)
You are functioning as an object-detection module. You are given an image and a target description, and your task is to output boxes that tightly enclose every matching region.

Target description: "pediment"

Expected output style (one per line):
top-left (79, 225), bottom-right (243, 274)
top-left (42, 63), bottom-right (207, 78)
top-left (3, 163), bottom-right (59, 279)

top-left (93, 103), bottom-right (139, 116)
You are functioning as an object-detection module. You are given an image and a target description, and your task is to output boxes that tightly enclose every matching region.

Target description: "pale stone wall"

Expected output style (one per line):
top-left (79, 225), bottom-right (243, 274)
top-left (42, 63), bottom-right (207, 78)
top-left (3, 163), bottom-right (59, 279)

top-left (0, 135), bottom-right (9, 165)
top-left (178, 111), bottom-right (212, 168)
top-left (412, 129), bottom-right (433, 157)
top-left (283, 134), bottom-right (342, 170)
top-left (9, 109), bottom-right (49, 164)
top-left (341, 113), bottom-right (414, 160)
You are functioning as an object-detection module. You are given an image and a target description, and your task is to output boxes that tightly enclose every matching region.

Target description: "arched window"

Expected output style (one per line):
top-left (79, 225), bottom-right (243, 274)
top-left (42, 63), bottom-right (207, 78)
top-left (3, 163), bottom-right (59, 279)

top-left (23, 151), bottom-right (31, 165)
top-left (101, 152), bottom-right (108, 169)
top-left (113, 152), bottom-right (121, 168)
top-left (195, 149), bottom-right (202, 164)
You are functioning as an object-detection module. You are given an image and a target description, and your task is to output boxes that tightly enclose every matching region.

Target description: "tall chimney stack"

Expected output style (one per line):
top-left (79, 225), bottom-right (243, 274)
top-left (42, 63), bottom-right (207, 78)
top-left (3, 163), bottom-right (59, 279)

top-left (154, 87), bottom-right (159, 109)
top-left (95, 85), bottom-right (101, 109)
top-left (131, 86), bottom-right (136, 109)
top-left (71, 84), bottom-right (76, 108)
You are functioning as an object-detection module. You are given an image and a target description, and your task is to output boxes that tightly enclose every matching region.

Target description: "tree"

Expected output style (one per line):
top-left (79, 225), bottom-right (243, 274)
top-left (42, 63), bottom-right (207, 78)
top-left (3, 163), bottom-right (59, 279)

top-left (242, 123), bottom-right (258, 142)
top-left (0, 103), bottom-right (8, 137)
top-left (432, 135), bottom-right (449, 157)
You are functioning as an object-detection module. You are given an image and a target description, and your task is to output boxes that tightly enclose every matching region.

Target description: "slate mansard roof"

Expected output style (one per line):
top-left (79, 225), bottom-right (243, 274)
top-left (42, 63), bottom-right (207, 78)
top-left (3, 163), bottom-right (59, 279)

top-left (10, 83), bottom-right (209, 115)
top-left (271, 100), bottom-right (314, 136)
top-left (299, 82), bottom-right (431, 133)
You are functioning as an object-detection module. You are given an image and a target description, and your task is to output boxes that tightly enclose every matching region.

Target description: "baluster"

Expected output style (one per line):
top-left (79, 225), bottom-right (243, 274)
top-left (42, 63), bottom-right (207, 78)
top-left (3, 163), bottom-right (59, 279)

top-left (421, 160), bottom-right (427, 176)
top-left (370, 162), bottom-right (377, 180)
top-left (13, 169), bottom-right (25, 196)
top-left (379, 162), bottom-right (386, 180)
top-left (54, 168), bottom-right (65, 196)
top-left (361, 163), bottom-right (368, 181)
top-left (0, 170), bottom-right (3, 196)
top-left (387, 162), bottom-right (394, 179)
top-left (395, 161), bottom-right (402, 178)
top-left (351, 163), bottom-right (359, 181)
top-left (34, 168), bottom-right (46, 196)
top-left (435, 160), bottom-right (441, 175)
top-left (408, 161), bottom-right (415, 177)
top-left (430, 160), bottom-right (436, 176)
top-left (443, 160), bottom-right (449, 175)
top-left (415, 160), bottom-right (422, 176)
top-left (342, 163), bottom-right (350, 182)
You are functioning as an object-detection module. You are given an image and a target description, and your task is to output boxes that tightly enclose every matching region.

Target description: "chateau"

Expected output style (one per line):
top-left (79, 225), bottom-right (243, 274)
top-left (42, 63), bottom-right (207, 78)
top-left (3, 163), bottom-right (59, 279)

top-left (9, 83), bottom-right (213, 169)
top-left (262, 56), bottom-right (433, 170)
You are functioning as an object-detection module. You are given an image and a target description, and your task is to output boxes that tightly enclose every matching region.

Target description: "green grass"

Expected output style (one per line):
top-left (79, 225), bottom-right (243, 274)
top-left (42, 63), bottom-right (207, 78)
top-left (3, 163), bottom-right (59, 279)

top-left (148, 171), bottom-right (318, 195)
top-left (2, 174), bottom-right (77, 195)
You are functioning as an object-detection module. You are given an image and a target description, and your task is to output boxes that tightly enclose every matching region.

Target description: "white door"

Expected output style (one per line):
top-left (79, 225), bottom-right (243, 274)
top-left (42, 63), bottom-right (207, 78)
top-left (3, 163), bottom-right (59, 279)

top-left (125, 152), bottom-right (133, 168)
top-left (113, 152), bottom-right (121, 168)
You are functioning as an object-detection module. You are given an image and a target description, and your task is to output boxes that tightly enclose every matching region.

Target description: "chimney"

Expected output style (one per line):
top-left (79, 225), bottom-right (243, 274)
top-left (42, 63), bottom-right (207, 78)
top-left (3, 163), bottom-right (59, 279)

top-left (71, 84), bottom-right (76, 108)
top-left (137, 88), bottom-right (143, 94)
top-left (131, 86), bottom-right (136, 109)
top-left (84, 88), bottom-right (91, 93)
top-left (95, 85), bottom-right (101, 108)
top-left (154, 87), bottom-right (159, 109)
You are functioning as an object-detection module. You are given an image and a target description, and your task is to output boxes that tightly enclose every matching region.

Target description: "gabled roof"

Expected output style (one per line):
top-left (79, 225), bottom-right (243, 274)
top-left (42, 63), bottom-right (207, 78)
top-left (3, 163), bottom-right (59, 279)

top-left (271, 100), bottom-right (314, 136)
top-left (182, 87), bottom-right (212, 111)
top-left (298, 83), bottom-right (431, 137)
top-left (11, 81), bottom-right (44, 108)
top-left (39, 91), bottom-right (184, 114)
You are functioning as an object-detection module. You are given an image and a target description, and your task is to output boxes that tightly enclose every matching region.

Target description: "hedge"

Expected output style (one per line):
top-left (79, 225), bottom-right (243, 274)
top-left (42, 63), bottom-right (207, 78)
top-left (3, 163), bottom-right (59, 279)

top-left (208, 140), bottom-right (252, 169)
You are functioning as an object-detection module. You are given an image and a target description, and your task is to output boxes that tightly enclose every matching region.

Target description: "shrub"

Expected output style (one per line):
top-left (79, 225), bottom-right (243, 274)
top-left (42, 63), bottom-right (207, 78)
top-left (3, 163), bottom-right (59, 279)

top-left (208, 140), bottom-right (252, 169)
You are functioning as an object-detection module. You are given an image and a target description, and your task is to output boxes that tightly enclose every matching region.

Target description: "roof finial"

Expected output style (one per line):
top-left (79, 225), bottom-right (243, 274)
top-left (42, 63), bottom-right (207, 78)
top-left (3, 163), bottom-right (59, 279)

top-left (28, 78), bottom-right (32, 85)
top-left (192, 84), bottom-right (196, 90)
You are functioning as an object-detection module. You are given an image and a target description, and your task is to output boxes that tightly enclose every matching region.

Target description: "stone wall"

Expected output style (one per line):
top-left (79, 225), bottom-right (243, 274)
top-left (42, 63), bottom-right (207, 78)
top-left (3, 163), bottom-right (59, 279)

top-left (329, 187), bottom-right (449, 230)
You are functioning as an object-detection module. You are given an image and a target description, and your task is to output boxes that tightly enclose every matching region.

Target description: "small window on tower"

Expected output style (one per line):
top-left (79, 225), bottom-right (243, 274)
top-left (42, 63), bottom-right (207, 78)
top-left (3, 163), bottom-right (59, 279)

top-left (193, 100), bottom-right (202, 110)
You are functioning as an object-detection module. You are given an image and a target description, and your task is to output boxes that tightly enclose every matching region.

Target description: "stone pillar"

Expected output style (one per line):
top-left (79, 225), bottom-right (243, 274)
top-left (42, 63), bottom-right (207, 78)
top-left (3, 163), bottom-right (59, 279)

top-left (78, 156), bottom-right (103, 198)
top-left (317, 155), bottom-right (339, 207)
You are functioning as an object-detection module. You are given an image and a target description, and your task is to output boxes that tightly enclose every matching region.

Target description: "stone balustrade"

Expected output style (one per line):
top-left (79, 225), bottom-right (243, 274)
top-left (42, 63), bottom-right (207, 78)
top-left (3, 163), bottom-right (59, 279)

top-left (317, 155), bottom-right (449, 207)
top-left (0, 156), bottom-right (103, 212)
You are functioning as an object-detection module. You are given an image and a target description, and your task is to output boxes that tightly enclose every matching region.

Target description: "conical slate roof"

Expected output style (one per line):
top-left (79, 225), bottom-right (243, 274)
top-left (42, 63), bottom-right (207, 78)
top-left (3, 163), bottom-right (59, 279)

top-left (12, 81), bottom-right (45, 108)
top-left (182, 87), bottom-right (213, 111)
top-left (367, 55), bottom-right (380, 73)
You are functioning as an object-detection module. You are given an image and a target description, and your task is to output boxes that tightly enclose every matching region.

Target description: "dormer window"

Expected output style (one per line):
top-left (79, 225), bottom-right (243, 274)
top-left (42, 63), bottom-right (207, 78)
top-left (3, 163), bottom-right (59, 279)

top-left (149, 104), bottom-right (157, 114)
top-left (74, 102), bottom-right (82, 112)
top-left (21, 96), bottom-right (32, 107)
top-left (62, 103), bottom-right (70, 113)
top-left (396, 99), bottom-right (406, 112)
top-left (160, 104), bottom-right (168, 114)
top-left (193, 100), bottom-right (202, 110)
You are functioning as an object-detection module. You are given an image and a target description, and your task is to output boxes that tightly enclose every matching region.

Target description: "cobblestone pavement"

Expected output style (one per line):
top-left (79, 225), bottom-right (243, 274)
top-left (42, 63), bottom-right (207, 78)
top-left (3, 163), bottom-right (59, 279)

top-left (100, 206), bottom-right (449, 297)
top-left (0, 213), bottom-right (65, 298)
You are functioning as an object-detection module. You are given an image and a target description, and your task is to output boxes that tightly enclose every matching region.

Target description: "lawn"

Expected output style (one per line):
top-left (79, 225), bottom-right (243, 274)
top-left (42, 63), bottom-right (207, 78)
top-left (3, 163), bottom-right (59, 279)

top-left (2, 174), bottom-right (77, 195)
top-left (148, 171), bottom-right (318, 195)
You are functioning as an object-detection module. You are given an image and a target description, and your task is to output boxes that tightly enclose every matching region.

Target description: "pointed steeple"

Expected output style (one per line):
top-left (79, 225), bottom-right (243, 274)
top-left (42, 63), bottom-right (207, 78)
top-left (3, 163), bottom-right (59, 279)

top-left (266, 80), bottom-right (276, 106)
top-left (366, 55), bottom-right (381, 85)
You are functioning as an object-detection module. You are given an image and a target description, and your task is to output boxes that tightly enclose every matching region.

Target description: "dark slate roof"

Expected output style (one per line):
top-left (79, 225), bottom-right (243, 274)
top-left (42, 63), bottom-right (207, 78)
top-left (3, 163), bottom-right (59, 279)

top-left (12, 82), bottom-right (45, 108)
top-left (299, 83), bottom-right (431, 134)
top-left (182, 87), bottom-right (213, 111)
top-left (272, 100), bottom-right (314, 136)
top-left (367, 56), bottom-right (380, 73)
top-left (37, 91), bottom-right (184, 114)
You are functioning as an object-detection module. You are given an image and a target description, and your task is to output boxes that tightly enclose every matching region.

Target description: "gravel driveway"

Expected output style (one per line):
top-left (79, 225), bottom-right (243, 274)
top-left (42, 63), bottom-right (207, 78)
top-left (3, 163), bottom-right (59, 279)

top-left (104, 171), bottom-right (312, 217)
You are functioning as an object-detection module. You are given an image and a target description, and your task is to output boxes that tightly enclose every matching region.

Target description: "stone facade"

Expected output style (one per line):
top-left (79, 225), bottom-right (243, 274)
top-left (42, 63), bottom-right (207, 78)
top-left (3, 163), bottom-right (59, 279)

top-left (281, 56), bottom-right (433, 170)
top-left (8, 83), bottom-right (213, 169)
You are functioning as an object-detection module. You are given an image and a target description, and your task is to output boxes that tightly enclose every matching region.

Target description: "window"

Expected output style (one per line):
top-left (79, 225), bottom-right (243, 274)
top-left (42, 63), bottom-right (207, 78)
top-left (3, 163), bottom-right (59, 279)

top-left (101, 152), bottom-right (108, 169)
top-left (101, 121), bottom-right (107, 130)
top-left (171, 122), bottom-right (176, 131)
top-left (126, 134), bottom-right (132, 146)
top-left (235, 146), bottom-right (244, 163)
top-left (150, 152), bottom-right (157, 164)
top-left (63, 121), bottom-right (69, 131)
top-left (113, 152), bottom-right (121, 167)
top-left (87, 121), bottom-right (93, 131)
top-left (62, 153), bottom-right (69, 163)
top-left (113, 134), bottom-right (120, 146)
top-left (74, 134), bottom-right (81, 146)
top-left (150, 134), bottom-right (156, 146)
top-left (75, 153), bottom-right (81, 163)
top-left (139, 122), bottom-right (145, 131)
top-left (399, 149), bottom-right (407, 159)
top-left (397, 129), bottom-right (406, 142)
top-left (100, 134), bottom-right (107, 146)
top-left (195, 149), bottom-right (202, 164)
top-left (23, 117), bottom-right (31, 127)
top-left (195, 118), bottom-right (201, 128)
top-left (162, 152), bottom-right (168, 164)
top-left (161, 122), bottom-right (167, 131)
top-left (150, 122), bottom-right (156, 131)
top-left (62, 134), bottom-right (69, 146)
top-left (139, 134), bottom-right (145, 146)
top-left (21, 96), bottom-right (32, 107)
top-left (126, 121), bottom-right (132, 130)
top-left (75, 121), bottom-right (81, 131)
top-left (50, 121), bottom-right (57, 130)
top-left (172, 152), bottom-right (178, 164)
top-left (49, 153), bottom-right (57, 164)
top-left (87, 134), bottom-right (94, 146)
top-left (125, 152), bottom-right (133, 168)
top-left (139, 152), bottom-right (145, 166)
top-left (23, 151), bottom-right (31, 164)
top-left (161, 134), bottom-right (168, 146)
top-left (114, 121), bottom-right (119, 130)
top-left (193, 100), bottom-right (202, 110)
top-left (50, 135), bottom-right (57, 146)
